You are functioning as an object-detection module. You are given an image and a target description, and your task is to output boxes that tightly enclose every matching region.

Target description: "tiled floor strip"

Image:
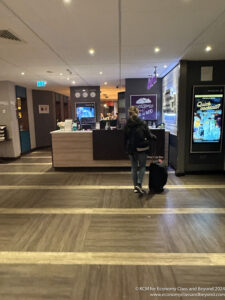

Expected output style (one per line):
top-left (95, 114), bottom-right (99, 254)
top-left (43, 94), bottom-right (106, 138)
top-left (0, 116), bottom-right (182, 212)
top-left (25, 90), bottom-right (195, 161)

top-left (0, 185), bottom-right (224, 189)
top-left (0, 171), bottom-right (175, 175)
top-left (0, 252), bottom-right (224, 266)
top-left (0, 208), bottom-right (225, 214)
top-left (21, 156), bottom-right (52, 159)
top-left (0, 163), bottom-right (52, 165)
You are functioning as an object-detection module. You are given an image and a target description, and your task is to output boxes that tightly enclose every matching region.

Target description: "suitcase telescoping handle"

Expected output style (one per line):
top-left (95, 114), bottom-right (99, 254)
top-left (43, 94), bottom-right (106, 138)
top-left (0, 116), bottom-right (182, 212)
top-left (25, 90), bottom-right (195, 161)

top-left (150, 136), bottom-right (162, 162)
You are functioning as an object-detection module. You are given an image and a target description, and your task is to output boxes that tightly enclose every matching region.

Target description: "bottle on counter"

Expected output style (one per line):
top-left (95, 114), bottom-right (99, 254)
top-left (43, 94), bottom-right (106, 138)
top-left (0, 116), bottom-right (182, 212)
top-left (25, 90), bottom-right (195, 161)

top-left (72, 122), bottom-right (77, 131)
top-left (77, 119), bottom-right (81, 130)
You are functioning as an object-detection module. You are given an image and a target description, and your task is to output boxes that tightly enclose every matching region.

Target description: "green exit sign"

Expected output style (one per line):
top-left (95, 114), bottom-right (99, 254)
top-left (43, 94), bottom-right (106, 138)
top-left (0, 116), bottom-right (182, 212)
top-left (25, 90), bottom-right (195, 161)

top-left (37, 81), bottom-right (46, 87)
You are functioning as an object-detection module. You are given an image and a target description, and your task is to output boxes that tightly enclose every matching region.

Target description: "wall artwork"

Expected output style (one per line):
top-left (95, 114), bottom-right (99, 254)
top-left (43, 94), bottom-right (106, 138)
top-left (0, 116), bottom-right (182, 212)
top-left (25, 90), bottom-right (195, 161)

top-left (38, 105), bottom-right (49, 114)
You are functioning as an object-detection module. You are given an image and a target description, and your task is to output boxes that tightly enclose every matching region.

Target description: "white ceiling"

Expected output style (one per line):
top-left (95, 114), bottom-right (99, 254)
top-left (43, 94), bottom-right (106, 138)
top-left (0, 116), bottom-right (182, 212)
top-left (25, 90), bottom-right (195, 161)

top-left (0, 0), bottom-right (225, 99)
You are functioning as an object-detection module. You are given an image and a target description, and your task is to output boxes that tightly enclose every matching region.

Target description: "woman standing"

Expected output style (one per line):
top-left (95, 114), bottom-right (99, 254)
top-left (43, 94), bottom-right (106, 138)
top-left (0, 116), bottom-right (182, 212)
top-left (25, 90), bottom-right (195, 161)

top-left (124, 106), bottom-right (155, 194)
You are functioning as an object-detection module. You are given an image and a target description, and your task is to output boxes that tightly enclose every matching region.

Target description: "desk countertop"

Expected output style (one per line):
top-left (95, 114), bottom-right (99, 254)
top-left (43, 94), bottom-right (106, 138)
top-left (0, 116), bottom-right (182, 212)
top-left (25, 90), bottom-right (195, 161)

top-left (51, 130), bottom-right (92, 134)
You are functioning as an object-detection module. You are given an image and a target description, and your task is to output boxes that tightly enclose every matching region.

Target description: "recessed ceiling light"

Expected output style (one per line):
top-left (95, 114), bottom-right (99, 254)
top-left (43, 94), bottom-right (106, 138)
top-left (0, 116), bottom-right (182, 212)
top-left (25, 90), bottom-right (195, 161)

top-left (99, 71), bottom-right (103, 75)
top-left (154, 47), bottom-right (160, 53)
top-left (63, 0), bottom-right (71, 4)
top-left (72, 81), bottom-right (76, 84)
top-left (83, 89), bottom-right (86, 92)
top-left (60, 73), bottom-right (63, 76)
top-left (21, 72), bottom-right (25, 76)
top-left (89, 48), bottom-right (95, 55)
top-left (164, 65), bottom-right (167, 68)
top-left (67, 77), bottom-right (70, 80)
top-left (205, 46), bottom-right (212, 52)
top-left (104, 82), bottom-right (108, 85)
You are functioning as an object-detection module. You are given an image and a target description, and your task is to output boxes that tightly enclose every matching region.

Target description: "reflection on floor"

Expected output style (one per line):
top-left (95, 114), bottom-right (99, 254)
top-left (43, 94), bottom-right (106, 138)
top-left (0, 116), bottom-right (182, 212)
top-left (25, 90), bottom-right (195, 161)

top-left (0, 149), bottom-right (225, 299)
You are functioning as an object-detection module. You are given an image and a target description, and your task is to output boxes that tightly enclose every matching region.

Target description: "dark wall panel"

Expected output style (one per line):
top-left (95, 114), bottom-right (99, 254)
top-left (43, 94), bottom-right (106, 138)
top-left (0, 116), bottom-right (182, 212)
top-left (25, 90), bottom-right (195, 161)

top-left (32, 90), bottom-right (57, 148)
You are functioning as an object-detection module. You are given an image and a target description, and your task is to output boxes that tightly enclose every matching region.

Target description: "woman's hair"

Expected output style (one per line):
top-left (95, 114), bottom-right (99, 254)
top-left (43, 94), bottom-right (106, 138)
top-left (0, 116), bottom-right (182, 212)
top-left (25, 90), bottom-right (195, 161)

top-left (128, 106), bottom-right (139, 120)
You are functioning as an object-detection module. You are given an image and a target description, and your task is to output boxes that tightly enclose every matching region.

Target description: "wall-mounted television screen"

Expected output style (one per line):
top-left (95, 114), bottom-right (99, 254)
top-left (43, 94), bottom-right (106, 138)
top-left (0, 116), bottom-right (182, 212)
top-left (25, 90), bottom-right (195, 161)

top-left (191, 86), bottom-right (224, 153)
top-left (76, 102), bottom-right (95, 120)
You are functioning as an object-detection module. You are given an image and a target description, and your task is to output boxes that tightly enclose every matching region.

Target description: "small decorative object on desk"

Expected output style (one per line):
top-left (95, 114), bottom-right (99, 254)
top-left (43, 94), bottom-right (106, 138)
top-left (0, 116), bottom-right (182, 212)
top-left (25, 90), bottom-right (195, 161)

top-left (57, 122), bottom-right (65, 130)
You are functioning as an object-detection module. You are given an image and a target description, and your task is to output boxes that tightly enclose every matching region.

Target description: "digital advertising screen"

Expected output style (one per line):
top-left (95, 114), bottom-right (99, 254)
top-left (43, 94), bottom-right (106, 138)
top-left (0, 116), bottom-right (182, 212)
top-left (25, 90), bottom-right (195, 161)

top-left (76, 102), bottom-right (95, 120)
top-left (191, 86), bottom-right (224, 153)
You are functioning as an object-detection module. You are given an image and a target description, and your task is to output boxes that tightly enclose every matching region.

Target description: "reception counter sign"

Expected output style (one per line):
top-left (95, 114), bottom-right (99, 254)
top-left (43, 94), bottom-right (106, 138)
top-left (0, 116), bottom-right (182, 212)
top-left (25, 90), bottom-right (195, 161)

top-left (130, 94), bottom-right (157, 121)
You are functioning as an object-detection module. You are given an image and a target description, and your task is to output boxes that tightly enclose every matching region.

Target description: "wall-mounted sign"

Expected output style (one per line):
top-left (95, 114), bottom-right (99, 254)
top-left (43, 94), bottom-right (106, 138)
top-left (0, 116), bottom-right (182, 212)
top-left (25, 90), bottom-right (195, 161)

top-left (201, 66), bottom-right (213, 81)
top-left (39, 105), bottom-right (49, 114)
top-left (191, 85), bottom-right (224, 153)
top-left (130, 95), bottom-right (157, 121)
top-left (147, 76), bottom-right (157, 90)
top-left (37, 81), bottom-right (46, 87)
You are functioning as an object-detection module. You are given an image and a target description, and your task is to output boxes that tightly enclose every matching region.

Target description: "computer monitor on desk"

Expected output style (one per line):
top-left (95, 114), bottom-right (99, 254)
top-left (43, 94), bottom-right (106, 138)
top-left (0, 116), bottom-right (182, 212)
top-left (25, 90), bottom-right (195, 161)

top-left (100, 119), bottom-right (117, 129)
top-left (81, 124), bottom-right (92, 130)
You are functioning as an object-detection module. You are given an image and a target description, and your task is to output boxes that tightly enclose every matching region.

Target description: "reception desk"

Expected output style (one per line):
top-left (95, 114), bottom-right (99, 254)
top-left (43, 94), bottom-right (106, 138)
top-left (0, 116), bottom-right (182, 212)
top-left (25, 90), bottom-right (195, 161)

top-left (51, 129), bottom-right (169, 168)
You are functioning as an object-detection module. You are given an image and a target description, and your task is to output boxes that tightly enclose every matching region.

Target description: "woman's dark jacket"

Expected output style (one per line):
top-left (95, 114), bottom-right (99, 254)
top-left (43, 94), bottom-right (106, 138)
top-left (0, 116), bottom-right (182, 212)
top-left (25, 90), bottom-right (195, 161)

top-left (124, 116), bottom-right (155, 154)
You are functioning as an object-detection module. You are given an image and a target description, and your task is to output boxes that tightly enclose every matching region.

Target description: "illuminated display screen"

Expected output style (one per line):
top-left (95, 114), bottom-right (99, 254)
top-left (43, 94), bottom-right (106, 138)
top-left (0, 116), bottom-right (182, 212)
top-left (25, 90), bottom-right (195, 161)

top-left (76, 103), bottom-right (95, 120)
top-left (193, 94), bottom-right (223, 143)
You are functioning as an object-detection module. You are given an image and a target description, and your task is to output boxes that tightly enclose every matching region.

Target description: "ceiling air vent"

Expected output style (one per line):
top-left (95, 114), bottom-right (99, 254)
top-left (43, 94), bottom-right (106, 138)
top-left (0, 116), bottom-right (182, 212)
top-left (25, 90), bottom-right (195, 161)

top-left (0, 30), bottom-right (21, 41)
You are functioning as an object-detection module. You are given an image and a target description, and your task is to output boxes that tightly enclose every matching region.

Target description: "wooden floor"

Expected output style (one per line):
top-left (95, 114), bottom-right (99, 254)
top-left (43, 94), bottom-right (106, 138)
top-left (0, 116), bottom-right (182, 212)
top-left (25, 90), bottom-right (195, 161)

top-left (0, 149), bottom-right (225, 299)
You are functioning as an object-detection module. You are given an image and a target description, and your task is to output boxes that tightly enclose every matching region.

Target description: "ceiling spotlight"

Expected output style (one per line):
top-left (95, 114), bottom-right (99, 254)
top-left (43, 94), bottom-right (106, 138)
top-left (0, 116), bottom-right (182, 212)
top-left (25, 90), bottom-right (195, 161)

top-left (72, 81), bottom-right (76, 84)
top-left (67, 77), bottom-right (70, 80)
top-left (60, 73), bottom-right (63, 76)
top-left (63, 0), bottom-right (71, 4)
top-left (99, 71), bottom-right (103, 75)
top-left (89, 48), bottom-right (95, 55)
top-left (205, 46), bottom-right (212, 52)
top-left (164, 65), bottom-right (167, 68)
top-left (154, 47), bottom-right (160, 53)
top-left (104, 82), bottom-right (108, 85)
top-left (21, 72), bottom-right (25, 76)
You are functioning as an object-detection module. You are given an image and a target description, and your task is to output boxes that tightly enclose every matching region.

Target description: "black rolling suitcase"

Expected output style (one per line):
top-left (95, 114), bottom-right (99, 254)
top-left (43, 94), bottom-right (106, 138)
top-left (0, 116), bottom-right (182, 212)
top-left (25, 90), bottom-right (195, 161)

top-left (149, 160), bottom-right (168, 193)
top-left (147, 131), bottom-right (168, 193)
